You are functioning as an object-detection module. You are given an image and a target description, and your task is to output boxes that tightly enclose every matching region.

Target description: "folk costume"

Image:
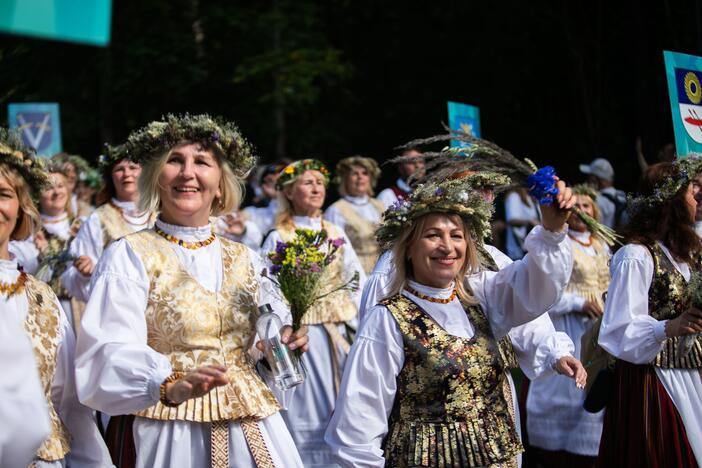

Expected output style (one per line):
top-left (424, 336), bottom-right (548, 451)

top-left (262, 159), bottom-right (367, 466)
top-left (526, 228), bottom-right (610, 458)
top-left (74, 114), bottom-right (303, 468)
top-left (326, 178), bottom-right (573, 467)
top-left (597, 158), bottom-right (702, 466)
top-left (0, 134), bottom-right (111, 467)
top-left (377, 177), bottom-right (412, 209)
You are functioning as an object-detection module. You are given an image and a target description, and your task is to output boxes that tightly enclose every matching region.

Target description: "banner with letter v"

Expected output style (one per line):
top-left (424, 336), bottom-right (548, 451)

top-left (7, 103), bottom-right (62, 156)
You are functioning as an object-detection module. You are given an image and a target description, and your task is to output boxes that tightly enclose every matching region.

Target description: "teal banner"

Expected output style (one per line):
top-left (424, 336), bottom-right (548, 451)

top-left (447, 101), bottom-right (481, 147)
top-left (8, 103), bottom-right (62, 157)
top-left (663, 50), bottom-right (702, 157)
top-left (0, 0), bottom-right (112, 47)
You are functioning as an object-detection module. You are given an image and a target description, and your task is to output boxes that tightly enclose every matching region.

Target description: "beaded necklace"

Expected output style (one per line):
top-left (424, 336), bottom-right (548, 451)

top-left (404, 285), bottom-right (457, 304)
top-left (0, 271), bottom-right (28, 298)
top-left (568, 232), bottom-right (593, 248)
top-left (154, 226), bottom-right (216, 250)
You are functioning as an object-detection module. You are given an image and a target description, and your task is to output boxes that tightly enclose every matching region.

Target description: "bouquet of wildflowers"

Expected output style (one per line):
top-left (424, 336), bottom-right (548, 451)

top-left (264, 228), bottom-right (360, 341)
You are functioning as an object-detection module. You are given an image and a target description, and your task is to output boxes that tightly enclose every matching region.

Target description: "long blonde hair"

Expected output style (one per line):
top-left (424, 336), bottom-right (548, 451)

top-left (386, 213), bottom-right (479, 305)
top-left (138, 143), bottom-right (243, 216)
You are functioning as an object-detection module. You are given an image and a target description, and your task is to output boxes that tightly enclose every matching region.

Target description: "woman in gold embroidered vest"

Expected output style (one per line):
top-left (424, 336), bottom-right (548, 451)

top-left (75, 114), bottom-right (308, 468)
top-left (526, 185), bottom-right (610, 467)
top-left (61, 143), bottom-right (155, 304)
top-left (326, 175), bottom-right (576, 467)
top-left (34, 164), bottom-right (84, 330)
top-left (325, 156), bottom-right (384, 274)
top-left (597, 161), bottom-right (702, 466)
top-left (261, 159), bottom-right (366, 467)
top-left (0, 128), bottom-right (112, 467)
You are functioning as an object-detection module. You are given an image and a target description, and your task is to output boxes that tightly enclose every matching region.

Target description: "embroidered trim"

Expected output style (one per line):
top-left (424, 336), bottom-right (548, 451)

top-left (240, 419), bottom-right (276, 467)
top-left (0, 271), bottom-right (28, 297)
top-left (211, 420), bottom-right (230, 468)
top-left (154, 226), bottom-right (216, 250)
top-left (404, 285), bottom-right (457, 304)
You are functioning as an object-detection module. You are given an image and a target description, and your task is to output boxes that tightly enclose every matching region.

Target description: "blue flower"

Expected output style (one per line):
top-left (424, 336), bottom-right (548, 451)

top-left (527, 166), bottom-right (559, 206)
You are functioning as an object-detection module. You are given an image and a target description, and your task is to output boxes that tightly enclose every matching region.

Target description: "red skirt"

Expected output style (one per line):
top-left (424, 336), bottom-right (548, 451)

top-left (596, 360), bottom-right (698, 467)
top-left (105, 415), bottom-right (136, 468)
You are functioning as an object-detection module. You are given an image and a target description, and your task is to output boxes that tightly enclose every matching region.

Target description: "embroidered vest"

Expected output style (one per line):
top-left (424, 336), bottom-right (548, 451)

top-left (329, 198), bottom-right (384, 274)
top-left (275, 221), bottom-right (358, 325)
top-left (567, 237), bottom-right (610, 309)
top-left (382, 295), bottom-right (522, 467)
top-left (24, 276), bottom-right (71, 462)
top-left (126, 230), bottom-right (280, 422)
top-left (96, 202), bottom-right (156, 249)
top-left (474, 243), bottom-right (520, 370)
top-left (644, 243), bottom-right (702, 368)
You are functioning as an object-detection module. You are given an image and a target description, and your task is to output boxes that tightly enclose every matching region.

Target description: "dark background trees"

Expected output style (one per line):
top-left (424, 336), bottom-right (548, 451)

top-left (1, 0), bottom-right (701, 191)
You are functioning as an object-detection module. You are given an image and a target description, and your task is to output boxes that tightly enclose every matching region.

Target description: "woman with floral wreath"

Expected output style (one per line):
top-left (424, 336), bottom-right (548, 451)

top-left (75, 114), bottom-right (308, 468)
top-left (0, 128), bottom-right (112, 467)
top-left (261, 158), bottom-right (366, 466)
top-left (325, 173), bottom-right (576, 467)
top-left (324, 155), bottom-right (385, 275)
top-left (597, 160), bottom-right (702, 466)
top-left (61, 143), bottom-right (155, 304)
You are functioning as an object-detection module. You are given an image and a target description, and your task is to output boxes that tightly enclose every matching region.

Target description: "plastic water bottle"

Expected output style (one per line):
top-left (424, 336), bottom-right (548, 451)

top-left (255, 304), bottom-right (305, 390)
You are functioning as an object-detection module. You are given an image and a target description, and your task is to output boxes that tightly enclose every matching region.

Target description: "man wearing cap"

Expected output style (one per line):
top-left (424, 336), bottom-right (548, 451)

top-left (580, 157), bottom-right (627, 229)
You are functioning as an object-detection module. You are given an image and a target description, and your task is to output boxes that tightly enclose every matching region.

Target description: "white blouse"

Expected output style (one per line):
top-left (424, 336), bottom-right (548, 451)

top-left (599, 241), bottom-right (702, 463)
top-left (325, 226), bottom-right (573, 467)
top-left (324, 195), bottom-right (383, 231)
top-left (61, 199), bottom-right (151, 302)
top-left (41, 213), bottom-right (72, 240)
top-left (75, 218), bottom-right (291, 416)
top-left (261, 215), bottom-right (367, 311)
top-left (243, 199), bottom-right (279, 236)
top-left (0, 259), bottom-right (112, 467)
top-left (377, 178), bottom-right (412, 209)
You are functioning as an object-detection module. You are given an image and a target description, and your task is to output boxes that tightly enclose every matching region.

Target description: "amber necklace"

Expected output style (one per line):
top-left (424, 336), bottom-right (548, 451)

top-left (568, 231), bottom-right (593, 247)
top-left (154, 226), bottom-right (216, 250)
top-left (0, 271), bottom-right (28, 298)
top-left (404, 285), bottom-right (457, 304)
top-left (109, 201), bottom-right (149, 226)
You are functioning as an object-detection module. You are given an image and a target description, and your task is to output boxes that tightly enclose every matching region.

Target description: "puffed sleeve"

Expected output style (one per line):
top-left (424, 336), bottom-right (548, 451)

top-left (598, 244), bottom-right (668, 364)
top-left (547, 292), bottom-right (587, 316)
top-left (0, 315), bottom-right (50, 468)
top-left (60, 211), bottom-right (104, 302)
top-left (75, 239), bottom-right (173, 416)
top-left (508, 314), bottom-right (574, 380)
top-left (358, 253), bottom-right (393, 326)
top-left (468, 226), bottom-right (573, 339)
top-left (325, 305), bottom-right (404, 467)
top-left (52, 298), bottom-right (113, 467)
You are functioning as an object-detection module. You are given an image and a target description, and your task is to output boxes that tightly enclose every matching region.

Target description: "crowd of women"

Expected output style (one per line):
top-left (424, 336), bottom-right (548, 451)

top-left (1, 113), bottom-right (701, 468)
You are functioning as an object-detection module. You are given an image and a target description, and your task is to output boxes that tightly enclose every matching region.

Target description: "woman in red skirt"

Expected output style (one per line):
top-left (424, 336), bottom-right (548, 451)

top-left (597, 160), bottom-right (702, 466)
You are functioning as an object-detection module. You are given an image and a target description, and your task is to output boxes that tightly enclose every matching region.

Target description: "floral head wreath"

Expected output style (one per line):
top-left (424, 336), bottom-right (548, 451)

top-left (276, 159), bottom-right (330, 190)
top-left (51, 152), bottom-right (92, 176)
top-left (98, 143), bottom-right (133, 172)
top-left (0, 127), bottom-right (50, 198)
top-left (571, 183), bottom-right (599, 201)
top-left (451, 171), bottom-right (512, 192)
top-left (627, 155), bottom-right (702, 216)
top-left (332, 156), bottom-right (381, 189)
top-left (375, 177), bottom-right (494, 251)
top-left (126, 113), bottom-right (256, 178)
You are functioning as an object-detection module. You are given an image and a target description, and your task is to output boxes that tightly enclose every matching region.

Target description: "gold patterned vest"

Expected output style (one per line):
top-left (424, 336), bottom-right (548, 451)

top-left (382, 294), bottom-right (522, 467)
top-left (328, 198), bottom-right (384, 275)
top-left (566, 236), bottom-right (610, 309)
top-left (475, 243), bottom-right (519, 370)
top-left (23, 275), bottom-right (71, 462)
top-left (644, 243), bottom-right (702, 368)
top-left (275, 221), bottom-right (357, 325)
top-left (125, 230), bottom-right (280, 422)
top-left (96, 202), bottom-right (156, 249)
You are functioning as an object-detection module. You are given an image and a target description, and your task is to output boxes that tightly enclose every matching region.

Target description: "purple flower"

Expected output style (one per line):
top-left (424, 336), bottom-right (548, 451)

top-left (211, 131), bottom-right (220, 142)
top-left (330, 238), bottom-right (345, 249)
top-left (527, 166), bottom-right (559, 206)
top-left (275, 241), bottom-right (287, 255)
top-left (434, 187), bottom-right (445, 196)
top-left (270, 264), bottom-right (281, 274)
top-left (310, 263), bottom-right (321, 272)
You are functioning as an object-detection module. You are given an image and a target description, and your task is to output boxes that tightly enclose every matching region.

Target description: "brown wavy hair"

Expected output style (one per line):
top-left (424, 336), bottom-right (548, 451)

top-left (622, 162), bottom-right (702, 263)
